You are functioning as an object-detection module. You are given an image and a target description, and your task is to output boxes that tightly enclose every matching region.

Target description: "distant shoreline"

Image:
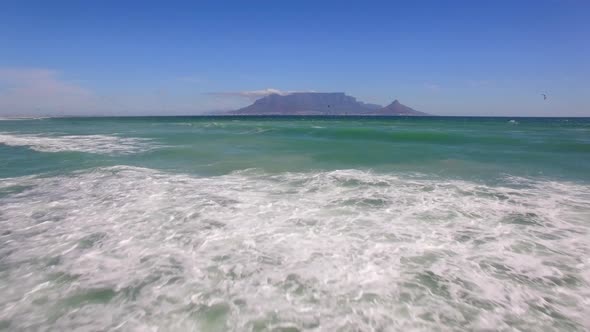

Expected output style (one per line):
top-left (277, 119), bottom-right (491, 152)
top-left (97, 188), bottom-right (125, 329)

top-left (2, 115), bottom-right (589, 119)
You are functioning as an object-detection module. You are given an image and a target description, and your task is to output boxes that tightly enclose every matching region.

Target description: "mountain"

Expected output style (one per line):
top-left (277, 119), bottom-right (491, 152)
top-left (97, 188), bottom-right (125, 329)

top-left (371, 100), bottom-right (428, 116)
top-left (231, 92), bottom-right (379, 115)
top-left (228, 92), bottom-right (428, 116)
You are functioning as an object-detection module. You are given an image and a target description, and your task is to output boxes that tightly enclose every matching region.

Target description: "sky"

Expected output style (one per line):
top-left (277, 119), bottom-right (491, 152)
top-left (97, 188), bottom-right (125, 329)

top-left (0, 0), bottom-right (589, 116)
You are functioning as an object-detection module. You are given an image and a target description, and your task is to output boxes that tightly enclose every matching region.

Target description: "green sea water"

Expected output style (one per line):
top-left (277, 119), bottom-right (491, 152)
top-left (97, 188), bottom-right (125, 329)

top-left (1, 116), bottom-right (589, 181)
top-left (1, 116), bottom-right (590, 331)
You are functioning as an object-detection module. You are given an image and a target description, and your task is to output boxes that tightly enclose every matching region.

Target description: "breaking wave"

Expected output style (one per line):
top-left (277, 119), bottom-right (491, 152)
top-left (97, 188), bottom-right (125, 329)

top-left (0, 133), bottom-right (154, 155)
top-left (0, 167), bottom-right (589, 330)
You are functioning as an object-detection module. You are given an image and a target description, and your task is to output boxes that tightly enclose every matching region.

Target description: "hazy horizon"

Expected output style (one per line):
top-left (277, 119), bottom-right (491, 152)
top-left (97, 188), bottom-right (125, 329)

top-left (1, 1), bottom-right (589, 117)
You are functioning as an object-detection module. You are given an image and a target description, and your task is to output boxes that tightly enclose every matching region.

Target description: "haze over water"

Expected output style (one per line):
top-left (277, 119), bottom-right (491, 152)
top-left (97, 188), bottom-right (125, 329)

top-left (0, 116), bottom-right (589, 331)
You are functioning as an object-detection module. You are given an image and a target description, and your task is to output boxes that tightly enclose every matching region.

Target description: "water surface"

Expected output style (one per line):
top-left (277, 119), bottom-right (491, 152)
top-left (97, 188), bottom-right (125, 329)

top-left (1, 116), bottom-right (589, 330)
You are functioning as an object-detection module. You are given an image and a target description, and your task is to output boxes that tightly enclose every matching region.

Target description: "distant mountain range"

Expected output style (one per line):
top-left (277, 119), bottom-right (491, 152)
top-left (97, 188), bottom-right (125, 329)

top-left (227, 92), bottom-right (429, 116)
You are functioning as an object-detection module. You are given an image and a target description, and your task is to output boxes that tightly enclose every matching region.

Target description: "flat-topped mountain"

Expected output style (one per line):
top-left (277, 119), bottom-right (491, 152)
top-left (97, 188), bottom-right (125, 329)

top-left (228, 92), bottom-right (428, 116)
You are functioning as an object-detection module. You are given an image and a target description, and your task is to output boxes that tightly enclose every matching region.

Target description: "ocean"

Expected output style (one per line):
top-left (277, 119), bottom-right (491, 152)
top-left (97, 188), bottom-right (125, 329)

top-left (1, 116), bottom-right (589, 331)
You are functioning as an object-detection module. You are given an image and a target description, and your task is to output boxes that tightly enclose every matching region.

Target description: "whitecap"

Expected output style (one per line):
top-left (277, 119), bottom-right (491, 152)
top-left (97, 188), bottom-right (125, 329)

top-left (0, 133), bottom-right (155, 154)
top-left (0, 117), bottom-right (49, 121)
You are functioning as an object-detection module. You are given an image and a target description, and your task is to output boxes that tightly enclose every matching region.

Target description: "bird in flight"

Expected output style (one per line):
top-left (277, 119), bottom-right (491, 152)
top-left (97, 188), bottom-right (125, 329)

top-left (541, 93), bottom-right (547, 100)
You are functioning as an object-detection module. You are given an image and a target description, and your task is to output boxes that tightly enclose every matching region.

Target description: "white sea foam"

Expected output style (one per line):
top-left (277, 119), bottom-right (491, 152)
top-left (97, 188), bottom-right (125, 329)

top-left (0, 133), bottom-right (154, 154)
top-left (0, 167), bottom-right (589, 331)
top-left (0, 117), bottom-right (50, 121)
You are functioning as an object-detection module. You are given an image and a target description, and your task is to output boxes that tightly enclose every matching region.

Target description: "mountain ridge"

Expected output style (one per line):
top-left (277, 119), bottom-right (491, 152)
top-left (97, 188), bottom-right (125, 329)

top-left (228, 92), bottom-right (429, 116)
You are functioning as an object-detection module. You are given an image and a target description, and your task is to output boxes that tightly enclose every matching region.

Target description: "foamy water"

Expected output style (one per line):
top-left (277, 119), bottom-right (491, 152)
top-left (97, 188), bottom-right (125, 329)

top-left (0, 133), bottom-right (153, 154)
top-left (1, 166), bottom-right (589, 331)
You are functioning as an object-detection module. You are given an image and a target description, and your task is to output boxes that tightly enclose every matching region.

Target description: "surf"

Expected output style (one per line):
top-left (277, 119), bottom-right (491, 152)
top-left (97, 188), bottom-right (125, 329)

top-left (1, 166), bottom-right (589, 330)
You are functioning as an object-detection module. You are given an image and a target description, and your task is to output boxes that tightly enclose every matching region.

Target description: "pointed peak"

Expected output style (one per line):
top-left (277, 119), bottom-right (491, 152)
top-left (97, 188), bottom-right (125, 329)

top-left (384, 99), bottom-right (402, 108)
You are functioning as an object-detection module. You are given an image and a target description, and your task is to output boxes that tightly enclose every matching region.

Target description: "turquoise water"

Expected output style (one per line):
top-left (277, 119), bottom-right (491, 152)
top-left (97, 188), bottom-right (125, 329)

top-left (1, 116), bottom-right (590, 330)
top-left (2, 116), bottom-right (589, 181)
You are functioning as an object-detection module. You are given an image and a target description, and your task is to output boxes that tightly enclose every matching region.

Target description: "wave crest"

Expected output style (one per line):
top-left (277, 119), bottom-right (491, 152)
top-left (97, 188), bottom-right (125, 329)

top-left (0, 133), bottom-right (155, 154)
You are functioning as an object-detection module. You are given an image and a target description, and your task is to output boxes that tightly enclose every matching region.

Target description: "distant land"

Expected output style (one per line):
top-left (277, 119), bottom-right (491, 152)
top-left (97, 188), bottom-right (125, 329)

top-left (226, 92), bottom-right (430, 116)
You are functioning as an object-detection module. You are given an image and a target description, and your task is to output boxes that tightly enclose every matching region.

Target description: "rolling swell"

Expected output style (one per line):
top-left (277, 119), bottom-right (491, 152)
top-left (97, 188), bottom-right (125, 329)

top-left (253, 125), bottom-right (520, 145)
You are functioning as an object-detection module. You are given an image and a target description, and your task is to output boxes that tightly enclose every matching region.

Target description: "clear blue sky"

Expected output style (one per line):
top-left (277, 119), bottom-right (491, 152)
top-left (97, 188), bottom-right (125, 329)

top-left (1, 0), bottom-right (588, 116)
